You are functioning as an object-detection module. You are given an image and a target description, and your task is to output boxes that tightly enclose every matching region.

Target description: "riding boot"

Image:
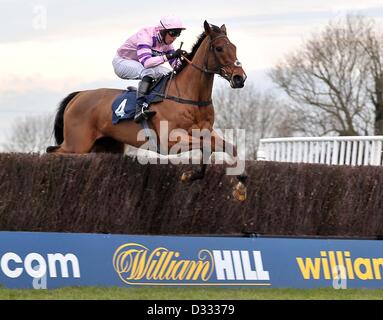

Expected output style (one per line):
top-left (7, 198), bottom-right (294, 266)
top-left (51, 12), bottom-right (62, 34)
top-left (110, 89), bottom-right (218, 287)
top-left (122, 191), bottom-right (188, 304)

top-left (134, 76), bottom-right (156, 123)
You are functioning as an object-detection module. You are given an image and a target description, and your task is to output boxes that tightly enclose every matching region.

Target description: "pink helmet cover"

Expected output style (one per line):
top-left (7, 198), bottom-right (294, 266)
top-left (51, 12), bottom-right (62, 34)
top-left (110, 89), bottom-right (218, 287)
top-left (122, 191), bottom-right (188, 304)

top-left (159, 16), bottom-right (186, 30)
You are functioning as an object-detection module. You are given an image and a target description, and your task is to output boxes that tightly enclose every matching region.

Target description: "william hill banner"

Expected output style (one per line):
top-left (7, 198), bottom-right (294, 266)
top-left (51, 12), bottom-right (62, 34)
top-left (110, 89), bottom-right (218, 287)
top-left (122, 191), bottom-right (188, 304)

top-left (0, 231), bottom-right (382, 289)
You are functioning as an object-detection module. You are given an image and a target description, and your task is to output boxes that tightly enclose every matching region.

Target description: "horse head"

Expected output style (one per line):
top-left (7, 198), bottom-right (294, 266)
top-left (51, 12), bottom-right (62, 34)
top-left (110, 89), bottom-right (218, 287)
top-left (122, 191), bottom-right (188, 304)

top-left (203, 20), bottom-right (246, 88)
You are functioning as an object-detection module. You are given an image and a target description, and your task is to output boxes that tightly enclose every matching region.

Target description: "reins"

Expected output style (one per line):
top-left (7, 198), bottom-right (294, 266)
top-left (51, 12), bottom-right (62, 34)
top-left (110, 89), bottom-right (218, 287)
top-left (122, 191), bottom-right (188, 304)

top-left (157, 34), bottom-right (234, 107)
top-left (160, 53), bottom-right (213, 107)
top-left (181, 55), bottom-right (217, 74)
top-left (181, 34), bottom-right (232, 75)
top-left (153, 69), bottom-right (212, 107)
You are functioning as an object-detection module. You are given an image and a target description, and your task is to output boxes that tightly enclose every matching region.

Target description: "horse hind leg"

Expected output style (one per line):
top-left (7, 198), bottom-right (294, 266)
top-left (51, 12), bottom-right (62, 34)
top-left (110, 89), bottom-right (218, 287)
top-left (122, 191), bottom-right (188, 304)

top-left (46, 143), bottom-right (91, 154)
top-left (45, 144), bottom-right (87, 154)
top-left (46, 129), bottom-right (97, 154)
top-left (91, 137), bottom-right (125, 153)
top-left (46, 145), bottom-right (60, 153)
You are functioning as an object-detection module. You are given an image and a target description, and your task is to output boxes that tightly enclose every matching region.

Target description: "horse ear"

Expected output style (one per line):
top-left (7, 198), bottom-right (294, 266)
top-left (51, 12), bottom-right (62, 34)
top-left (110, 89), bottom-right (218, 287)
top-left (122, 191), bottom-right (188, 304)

top-left (220, 24), bottom-right (227, 35)
top-left (204, 20), bottom-right (212, 35)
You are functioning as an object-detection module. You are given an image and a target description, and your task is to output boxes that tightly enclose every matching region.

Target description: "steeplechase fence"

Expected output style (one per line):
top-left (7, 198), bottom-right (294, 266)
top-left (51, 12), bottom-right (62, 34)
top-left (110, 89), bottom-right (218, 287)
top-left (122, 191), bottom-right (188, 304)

top-left (2, 153), bottom-right (383, 289)
top-left (257, 136), bottom-right (383, 166)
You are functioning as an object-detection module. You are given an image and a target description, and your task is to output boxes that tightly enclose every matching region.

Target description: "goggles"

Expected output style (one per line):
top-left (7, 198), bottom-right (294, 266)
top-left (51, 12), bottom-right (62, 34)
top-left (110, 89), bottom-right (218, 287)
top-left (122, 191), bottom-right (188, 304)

top-left (167, 29), bottom-right (182, 37)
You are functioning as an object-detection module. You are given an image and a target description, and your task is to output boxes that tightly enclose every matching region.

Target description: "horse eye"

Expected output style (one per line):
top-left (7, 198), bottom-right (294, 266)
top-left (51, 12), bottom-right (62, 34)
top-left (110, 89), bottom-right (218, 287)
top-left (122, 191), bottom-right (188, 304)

top-left (215, 46), bottom-right (223, 53)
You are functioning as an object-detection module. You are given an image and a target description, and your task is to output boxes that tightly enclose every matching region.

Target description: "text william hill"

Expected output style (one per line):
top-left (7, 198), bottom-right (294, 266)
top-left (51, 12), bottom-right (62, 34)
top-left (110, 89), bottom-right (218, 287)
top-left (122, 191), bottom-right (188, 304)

top-left (113, 243), bottom-right (270, 285)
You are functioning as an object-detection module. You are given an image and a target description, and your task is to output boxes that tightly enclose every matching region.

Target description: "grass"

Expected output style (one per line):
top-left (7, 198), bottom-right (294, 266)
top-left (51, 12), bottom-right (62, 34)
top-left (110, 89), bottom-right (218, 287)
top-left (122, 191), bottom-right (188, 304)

top-left (0, 287), bottom-right (383, 300)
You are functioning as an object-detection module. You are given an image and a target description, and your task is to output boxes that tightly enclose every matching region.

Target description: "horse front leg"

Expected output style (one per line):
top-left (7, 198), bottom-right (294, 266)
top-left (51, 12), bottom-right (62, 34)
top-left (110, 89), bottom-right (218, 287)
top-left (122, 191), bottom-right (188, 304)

top-left (210, 130), bottom-right (248, 201)
top-left (181, 163), bottom-right (207, 182)
top-left (171, 133), bottom-right (209, 183)
top-left (174, 130), bottom-right (247, 202)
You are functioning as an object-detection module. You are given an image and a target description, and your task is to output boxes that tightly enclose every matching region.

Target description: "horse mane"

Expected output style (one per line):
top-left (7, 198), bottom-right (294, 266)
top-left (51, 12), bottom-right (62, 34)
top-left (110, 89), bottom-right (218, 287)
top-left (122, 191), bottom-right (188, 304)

top-left (175, 24), bottom-right (222, 74)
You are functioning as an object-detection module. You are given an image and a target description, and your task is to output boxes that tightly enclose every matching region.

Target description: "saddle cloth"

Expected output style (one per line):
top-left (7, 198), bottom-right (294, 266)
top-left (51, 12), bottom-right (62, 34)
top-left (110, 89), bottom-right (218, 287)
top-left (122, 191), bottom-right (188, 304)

top-left (111, 74), bottom-right (170, 125)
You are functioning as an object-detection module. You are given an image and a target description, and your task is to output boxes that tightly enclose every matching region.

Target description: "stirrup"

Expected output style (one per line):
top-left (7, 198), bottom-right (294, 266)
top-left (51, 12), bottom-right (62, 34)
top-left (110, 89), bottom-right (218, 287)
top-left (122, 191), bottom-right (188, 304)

top-left (134, 111), bottom-right (156, 123)
top-left (134, 104), bottom-right (156, 123)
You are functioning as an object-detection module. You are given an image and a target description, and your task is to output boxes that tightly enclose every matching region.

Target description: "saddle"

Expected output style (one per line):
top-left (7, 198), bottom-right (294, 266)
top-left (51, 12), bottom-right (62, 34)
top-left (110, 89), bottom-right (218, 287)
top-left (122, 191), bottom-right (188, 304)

top-left (127, 74), bottom-right (170, 95)
top-left (111, 74), bottom-right (171, 125)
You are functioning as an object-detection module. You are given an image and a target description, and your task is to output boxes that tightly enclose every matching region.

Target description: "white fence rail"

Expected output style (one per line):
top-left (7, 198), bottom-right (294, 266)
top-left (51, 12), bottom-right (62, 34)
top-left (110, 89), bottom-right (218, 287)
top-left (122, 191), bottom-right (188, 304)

top-left (257, 136), bottom-right (383, 166)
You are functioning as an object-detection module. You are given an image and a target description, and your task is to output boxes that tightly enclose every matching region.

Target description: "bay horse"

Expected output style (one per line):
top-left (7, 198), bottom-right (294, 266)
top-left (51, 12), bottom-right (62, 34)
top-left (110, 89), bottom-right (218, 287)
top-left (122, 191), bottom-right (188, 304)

top-left (47, 21), bottom-right (248, 201)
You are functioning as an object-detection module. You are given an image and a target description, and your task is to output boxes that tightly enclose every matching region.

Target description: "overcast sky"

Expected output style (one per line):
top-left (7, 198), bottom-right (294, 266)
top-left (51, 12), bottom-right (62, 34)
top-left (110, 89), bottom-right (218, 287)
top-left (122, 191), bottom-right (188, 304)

top-left (1, 0), bottom-right (383, 148)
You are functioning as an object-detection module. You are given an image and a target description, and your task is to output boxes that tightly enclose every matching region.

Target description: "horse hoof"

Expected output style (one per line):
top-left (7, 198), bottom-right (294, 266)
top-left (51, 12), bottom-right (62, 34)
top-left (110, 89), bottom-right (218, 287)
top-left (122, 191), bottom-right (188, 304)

top-left (233, 182), bottom-right (247, 201)
top-left (46, 145), bottom-right (60, 153)
top-left (181, 171), bottom-right (193, 183)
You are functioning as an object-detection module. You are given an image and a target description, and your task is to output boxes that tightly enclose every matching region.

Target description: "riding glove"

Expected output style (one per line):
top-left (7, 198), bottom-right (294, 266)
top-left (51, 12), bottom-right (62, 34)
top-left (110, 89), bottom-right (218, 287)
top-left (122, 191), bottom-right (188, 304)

top-left (166, 49), bottom-right (187, 60)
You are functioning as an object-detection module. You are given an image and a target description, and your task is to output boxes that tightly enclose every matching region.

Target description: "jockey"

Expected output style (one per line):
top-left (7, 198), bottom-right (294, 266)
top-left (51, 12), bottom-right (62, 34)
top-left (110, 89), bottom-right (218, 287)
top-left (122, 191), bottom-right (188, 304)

top-left (112, 16), bottom-right (187, 123)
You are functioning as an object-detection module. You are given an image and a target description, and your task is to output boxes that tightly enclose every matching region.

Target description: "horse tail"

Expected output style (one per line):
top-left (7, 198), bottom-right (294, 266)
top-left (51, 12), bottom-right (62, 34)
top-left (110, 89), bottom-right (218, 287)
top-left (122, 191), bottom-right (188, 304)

top-left (46, 91), bottom-right (80, 153)
top-left (53, 91), bottom-right (80, 144)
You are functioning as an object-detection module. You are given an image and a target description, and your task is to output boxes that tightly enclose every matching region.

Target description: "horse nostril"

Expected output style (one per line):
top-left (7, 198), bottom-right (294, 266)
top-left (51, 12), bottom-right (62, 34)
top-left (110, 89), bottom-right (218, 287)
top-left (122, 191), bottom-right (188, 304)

top-left (233, 75), bottom-right (244, 88)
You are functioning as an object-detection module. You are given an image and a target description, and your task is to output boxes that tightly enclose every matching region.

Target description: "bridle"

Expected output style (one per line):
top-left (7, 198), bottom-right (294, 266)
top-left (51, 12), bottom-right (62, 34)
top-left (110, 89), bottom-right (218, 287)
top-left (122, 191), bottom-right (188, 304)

top-left (157, 33), bottom-right (246, 107)
top-left (181, 34), bottom-right (247, 82)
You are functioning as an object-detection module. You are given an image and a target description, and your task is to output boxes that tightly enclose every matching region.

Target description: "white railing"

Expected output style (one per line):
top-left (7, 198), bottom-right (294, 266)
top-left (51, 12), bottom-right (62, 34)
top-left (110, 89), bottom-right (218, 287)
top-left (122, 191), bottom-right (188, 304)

top-left (257, 136), bottom-right (383, 166)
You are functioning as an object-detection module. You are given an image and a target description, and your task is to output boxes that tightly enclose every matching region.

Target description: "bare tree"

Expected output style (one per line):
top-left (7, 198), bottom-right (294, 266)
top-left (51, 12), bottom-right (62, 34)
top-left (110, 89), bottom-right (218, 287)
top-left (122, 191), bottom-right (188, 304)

top-left (2, 114), bottom-right (55, 153)
top-left (213, 82), bottom-right (293, 159)
top-left (270, 15), bottom-right (382, 136)
top-left (362, 28), bottom-right (383, 134)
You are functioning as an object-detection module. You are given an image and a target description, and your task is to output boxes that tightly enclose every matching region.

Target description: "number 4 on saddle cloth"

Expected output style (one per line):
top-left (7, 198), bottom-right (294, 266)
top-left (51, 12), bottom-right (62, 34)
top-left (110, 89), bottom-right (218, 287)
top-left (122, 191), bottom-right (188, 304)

top-left (112, 75), bottom-right (170, 124)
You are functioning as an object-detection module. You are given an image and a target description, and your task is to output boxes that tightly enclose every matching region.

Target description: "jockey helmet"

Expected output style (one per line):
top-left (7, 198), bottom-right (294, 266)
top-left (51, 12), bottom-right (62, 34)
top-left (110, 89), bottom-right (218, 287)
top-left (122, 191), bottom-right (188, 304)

top-left (159, 16), bottom-right (186, 31)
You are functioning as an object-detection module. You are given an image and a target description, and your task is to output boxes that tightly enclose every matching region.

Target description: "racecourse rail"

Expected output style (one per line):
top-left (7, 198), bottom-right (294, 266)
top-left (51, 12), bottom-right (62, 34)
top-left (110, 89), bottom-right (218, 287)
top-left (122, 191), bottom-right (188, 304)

top-left (257, 135), bottom-right (383, 166)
